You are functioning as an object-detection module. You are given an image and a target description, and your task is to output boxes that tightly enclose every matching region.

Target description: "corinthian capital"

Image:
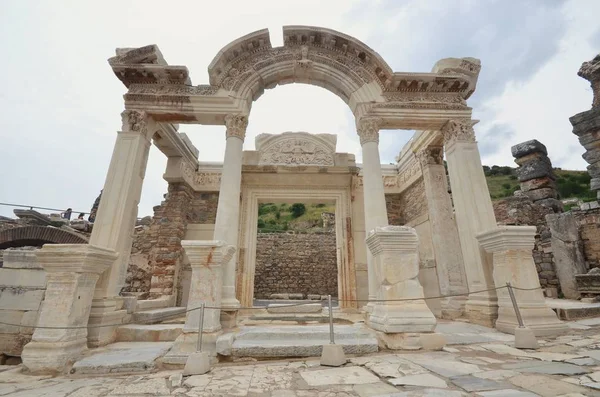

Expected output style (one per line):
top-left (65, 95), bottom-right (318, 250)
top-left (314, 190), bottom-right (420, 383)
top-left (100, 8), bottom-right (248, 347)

top-left (416, 146), bottom-right (444, 167)
top-left (224, 114), bottom-right (249, 140)
top-left (441, 119), bottom-right (476, 147)
top-left (357, 117), bottom-right (383, 145)
top-left (121, 110), bottom-right (148, 134)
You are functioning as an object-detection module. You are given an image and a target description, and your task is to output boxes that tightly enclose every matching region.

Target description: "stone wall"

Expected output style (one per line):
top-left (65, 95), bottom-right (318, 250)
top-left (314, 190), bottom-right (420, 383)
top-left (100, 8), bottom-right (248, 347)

top-left (189, 192), bottom-right (219, 223)
top-left (0, 248), bottom-right (45, 357)
top-left (253, 232), bottom-right (337, 299)
top-left (573, 206), bottom-right (600, 271)
top-left (122, 225), bottom-right (152, 296)
top-left (385, 178), bottom-right (427, 226)
top-left (493, 195), bottom-right (560, 294)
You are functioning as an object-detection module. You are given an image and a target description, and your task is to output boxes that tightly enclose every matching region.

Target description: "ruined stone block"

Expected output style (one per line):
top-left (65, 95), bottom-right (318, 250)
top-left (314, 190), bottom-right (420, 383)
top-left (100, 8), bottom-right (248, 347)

top-left (570, 108), bottom-right (600, 136)
top-left (520, 177), bottom-right (556, 192)
top-left (511, 139), bottom-right (548, 158)
top-left (516, 159), bottom-right (554, 182)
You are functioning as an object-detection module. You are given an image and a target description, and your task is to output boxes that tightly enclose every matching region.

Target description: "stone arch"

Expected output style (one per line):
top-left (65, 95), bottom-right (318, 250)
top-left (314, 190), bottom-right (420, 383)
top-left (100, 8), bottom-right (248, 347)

top-left (0, 226), bottom-right (88, 249)
top-left (208, 26), bottom-right (391, 113)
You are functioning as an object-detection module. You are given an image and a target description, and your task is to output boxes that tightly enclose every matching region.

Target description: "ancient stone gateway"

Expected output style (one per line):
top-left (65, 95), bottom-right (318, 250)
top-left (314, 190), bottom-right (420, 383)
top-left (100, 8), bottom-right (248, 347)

top-left (22, 26), bottom-right (566, 373)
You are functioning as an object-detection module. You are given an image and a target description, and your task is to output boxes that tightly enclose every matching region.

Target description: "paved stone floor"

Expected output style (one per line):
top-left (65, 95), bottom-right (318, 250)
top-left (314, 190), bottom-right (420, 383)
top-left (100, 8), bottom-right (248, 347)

top-left (4, 318), bottom-right (600, 396)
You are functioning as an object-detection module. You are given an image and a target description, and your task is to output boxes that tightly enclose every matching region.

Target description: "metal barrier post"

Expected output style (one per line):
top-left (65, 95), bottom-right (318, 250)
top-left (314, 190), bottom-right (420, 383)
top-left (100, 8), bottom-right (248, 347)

top-left (506, 282), bottom-right (524, 327)
top-left (328, 295), bottom-right (335, 344)
top-left (196, 303), bottom-right (205, 352)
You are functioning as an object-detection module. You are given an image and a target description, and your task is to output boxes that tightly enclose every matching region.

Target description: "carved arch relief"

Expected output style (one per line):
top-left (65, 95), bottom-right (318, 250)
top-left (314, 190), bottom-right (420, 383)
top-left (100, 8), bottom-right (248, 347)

top-left (256, 132), bottom-right (336, 166)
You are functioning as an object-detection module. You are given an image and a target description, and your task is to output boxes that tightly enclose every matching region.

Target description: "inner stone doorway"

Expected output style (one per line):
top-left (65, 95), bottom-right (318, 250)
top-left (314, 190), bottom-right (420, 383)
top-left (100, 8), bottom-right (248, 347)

top-left (252, 202), bottom-right (338, 305)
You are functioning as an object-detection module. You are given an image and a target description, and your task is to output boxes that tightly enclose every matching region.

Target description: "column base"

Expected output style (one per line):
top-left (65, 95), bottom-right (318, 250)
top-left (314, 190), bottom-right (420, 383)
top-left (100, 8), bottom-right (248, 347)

top-left (440, 296), bottom-right (467, 320)
top-left (87, 298), bottom-right (127, 347)
top-left (465, 295), bottom-right (498, 327)
top-left (163, 331), bottom-right (221, 365)
top-left (495, 305), bottom-right (568, 337)
top-left (369, 301), bottom-right (437, 333)
top-left (220, 310), bottom-right (238, 330)
top-left (22, 338), bottom-right (87, 375)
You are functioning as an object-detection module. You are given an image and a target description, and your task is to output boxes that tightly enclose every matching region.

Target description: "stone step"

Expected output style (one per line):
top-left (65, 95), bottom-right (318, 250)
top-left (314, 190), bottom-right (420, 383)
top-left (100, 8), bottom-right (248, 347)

top-left (116, 324), bottom-right (183, 342)
top-left (218, 324), bottom-right (378, 358)
top-left (135, 297), bottom-right (173, 312)
top-left (72, 342), bottom-right (172, 375)
top-left (132, 307), bottom-right (187, 325)
top-left (266, 303), bottom-right (323, 314)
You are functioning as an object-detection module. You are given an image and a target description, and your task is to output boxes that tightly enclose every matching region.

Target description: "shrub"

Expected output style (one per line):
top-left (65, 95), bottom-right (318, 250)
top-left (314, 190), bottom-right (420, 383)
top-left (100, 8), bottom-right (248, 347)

top-left (502, 183), bottom-right (511, 189)
top-left (509, 175), bottom-right (517, 180)
top-left (257, 219), bottom-right (265, 228)
top-left (290, 203), bottom-right (306, 218)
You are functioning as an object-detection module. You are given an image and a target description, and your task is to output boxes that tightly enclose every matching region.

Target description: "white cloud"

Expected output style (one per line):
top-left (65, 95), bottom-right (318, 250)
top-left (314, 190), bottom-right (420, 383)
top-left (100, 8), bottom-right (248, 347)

top-left (0, 0), bottom-right (598, 219)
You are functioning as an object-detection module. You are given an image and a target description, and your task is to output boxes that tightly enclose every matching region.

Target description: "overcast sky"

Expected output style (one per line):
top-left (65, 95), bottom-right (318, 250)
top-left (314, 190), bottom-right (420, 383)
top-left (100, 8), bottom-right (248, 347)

top-left (1, 0), bottom-right (598, 218)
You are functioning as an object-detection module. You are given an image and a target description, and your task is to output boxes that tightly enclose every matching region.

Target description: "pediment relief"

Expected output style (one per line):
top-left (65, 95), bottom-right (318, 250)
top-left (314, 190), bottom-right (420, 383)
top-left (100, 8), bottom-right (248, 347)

top-left (256, 132), bottom-right (336, 166)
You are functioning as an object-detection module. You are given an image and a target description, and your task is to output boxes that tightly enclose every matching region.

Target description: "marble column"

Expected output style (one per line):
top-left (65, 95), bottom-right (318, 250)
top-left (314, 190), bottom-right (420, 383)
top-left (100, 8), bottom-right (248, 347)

top-left (477, 226), bottom-right (567, 336)
top-left (366, 226), bottom-right (437, 349)
top-left (441, 119), bottom-right (498, 326)
top-left (21, 244), bottom-right (117, 374)
top-left (417, 146), bottom-right (469, 319)
top-left (165, 241), bottom-right (235, 363)
top-left (87, 110), bottom-right (155, 346)
top-left (213, 114), bottom-right (248, 313)
top-left (357, 117), bottom-right (389, 306)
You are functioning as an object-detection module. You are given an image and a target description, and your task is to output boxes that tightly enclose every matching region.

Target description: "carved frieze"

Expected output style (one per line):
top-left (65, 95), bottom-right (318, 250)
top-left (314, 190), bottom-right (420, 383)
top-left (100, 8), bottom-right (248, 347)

top-left (256, 132), bottom-right (336, 166)
top-left (195, 172), bottom-right (222, 187)
top-left (128, 84), bottom-right (219, 96)
top-left (441, 119), bottom-right (476, 147)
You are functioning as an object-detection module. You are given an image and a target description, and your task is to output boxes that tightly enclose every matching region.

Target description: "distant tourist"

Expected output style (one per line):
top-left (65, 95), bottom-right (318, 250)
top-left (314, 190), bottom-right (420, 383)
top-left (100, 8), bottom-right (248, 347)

top-left (61, 208), bottom-right (72, 220)
top-left (77, 213), bottom-right (85, 220)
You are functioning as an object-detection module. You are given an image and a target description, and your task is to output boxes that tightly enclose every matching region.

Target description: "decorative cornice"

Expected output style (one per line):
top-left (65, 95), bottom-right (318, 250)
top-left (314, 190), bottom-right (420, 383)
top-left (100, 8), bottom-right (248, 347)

top-left (441, 119), bottom-right (476, 147)
top-left (416, 146), bottom-right (444, 167)
top-left (357, 117), bottom-right (383, 145)
top-left (225, 114), bottom-right (249, 140)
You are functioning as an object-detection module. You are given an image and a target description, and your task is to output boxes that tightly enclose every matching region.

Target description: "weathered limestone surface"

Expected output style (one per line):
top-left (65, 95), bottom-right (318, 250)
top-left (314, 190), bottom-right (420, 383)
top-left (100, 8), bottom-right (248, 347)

top-left (418, 146), bottom-right (468, 319)
top-left (0, 248), bottom-right (45, 357)
top-left (442, 119), bottom-right (498, 326)
top-left (254, 232), bottom-right (337, 299)
top-left (546, 212), bottom-right (588, 299)
top-left (366, 226), bottom-right (436, 341)
top-left (477, 226), bottom-right (567, 337)
top-left (21, 244), bottom-right (118, 374)
top-left (571, 53), bottom-right (600, 196)
top-left (493, 195), bottom-right (560, 295)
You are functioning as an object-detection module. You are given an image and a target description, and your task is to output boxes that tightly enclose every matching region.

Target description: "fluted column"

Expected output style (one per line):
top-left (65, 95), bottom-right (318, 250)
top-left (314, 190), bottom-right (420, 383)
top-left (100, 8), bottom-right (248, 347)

top-left (357, 117), bottom-right (389, 305)
top-left (417, 146), bottom-right (468, 319)
top-left (213, 114), bottom-right (248, 311)
top-left (87, 110), bottom-right (155, 346)
top-left (441, 119), bottom-right (498, 326)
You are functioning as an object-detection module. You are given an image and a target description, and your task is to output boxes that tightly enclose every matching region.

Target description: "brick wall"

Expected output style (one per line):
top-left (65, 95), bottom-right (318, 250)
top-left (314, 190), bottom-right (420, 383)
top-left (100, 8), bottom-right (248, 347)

top-left (189, 192), bottom-right (219, 224)
top-left (385, 178), bottom-right (427, 225)
top-left (254, 232), bottom-right (337, 299)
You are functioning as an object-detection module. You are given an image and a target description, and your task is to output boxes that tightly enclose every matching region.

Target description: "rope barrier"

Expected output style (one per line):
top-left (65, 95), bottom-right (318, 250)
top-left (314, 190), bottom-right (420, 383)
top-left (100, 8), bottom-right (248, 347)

top-left (0, 285), bottom-right (542, 330)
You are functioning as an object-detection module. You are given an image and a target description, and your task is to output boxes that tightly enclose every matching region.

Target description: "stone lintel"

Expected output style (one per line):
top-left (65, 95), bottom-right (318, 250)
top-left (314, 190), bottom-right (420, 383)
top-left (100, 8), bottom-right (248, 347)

top-left (476, 226), bottom-right (537, 253)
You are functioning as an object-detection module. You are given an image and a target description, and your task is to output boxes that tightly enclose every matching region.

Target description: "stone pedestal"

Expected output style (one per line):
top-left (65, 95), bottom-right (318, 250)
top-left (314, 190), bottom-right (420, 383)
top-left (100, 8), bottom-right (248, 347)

top-left (357, 118), bottom-right (389, 309)
top-left (213, 114), bottom-right (247, 311)
top-left (442, 119), bottom-right (498, 326)
top-left (165, 241), bottom-right (235, 364)
top-left (365, 226), bottom-right (436, 347)
top-left (88, 110), bottom-right (154, 346)
top-left (21, 244), bottom-right (117, 374)
top-left (477, 226), bottom-right (567, 337)
top-left (417, 146), bottom-right (469, 319)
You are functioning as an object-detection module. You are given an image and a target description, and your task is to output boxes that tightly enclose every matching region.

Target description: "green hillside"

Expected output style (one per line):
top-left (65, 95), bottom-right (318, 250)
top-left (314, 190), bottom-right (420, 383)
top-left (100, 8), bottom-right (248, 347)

top-left (257, 203), bottom-right (335, 233)
top-left (483, 165), bottom-right (594, 201)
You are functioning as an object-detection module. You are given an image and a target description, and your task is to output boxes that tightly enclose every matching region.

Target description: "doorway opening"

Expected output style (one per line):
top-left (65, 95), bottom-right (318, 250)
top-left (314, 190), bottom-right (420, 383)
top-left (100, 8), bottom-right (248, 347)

top-left (252, 202), bottom-right (338, 306)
